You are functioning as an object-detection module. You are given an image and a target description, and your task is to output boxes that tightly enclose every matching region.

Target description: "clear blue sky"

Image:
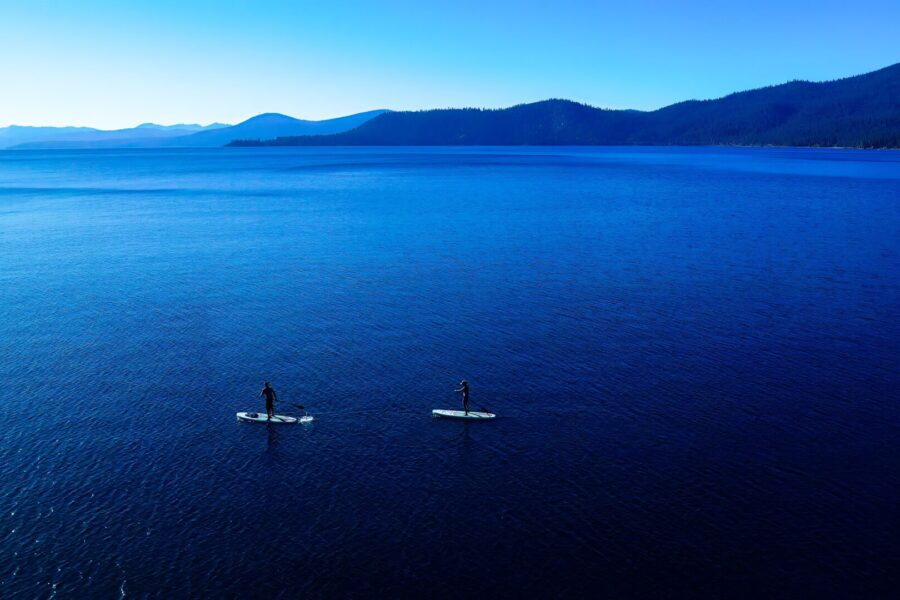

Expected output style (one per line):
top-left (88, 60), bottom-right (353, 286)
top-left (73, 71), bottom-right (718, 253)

top-left (1, 0), bottom-right (898, 128)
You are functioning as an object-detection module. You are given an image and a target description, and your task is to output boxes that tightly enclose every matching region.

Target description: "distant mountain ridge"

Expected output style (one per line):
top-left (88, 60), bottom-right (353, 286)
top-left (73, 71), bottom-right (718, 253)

top-left (134, 122), bottom-right (229, 131)
top-left (234, 62), bottom-right (900, 148)
top-left (2, 110), bottom-right (390, 149)
top-left (160, 110), bottom-right (390, 148)
top-left (0, 122), bottom-right (225, 149)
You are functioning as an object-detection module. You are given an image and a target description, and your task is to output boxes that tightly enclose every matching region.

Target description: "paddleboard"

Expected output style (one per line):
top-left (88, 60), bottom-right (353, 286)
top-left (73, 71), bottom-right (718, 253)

top-left (432, 409), bottom-right (495, 420)
top-left (236, 412), bottom-right (313, 424)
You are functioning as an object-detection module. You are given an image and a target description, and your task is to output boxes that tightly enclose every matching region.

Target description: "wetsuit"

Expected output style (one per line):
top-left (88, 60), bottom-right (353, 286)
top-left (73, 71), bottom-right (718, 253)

top-left (459, 383), bottom-right (470, 414)
top-left (262, 385), bottom-right (276, 418)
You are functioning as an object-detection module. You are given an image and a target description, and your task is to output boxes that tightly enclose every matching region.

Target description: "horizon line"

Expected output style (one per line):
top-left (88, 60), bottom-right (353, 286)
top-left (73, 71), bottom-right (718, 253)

top-left (3, 60), bottom-right (897, 131)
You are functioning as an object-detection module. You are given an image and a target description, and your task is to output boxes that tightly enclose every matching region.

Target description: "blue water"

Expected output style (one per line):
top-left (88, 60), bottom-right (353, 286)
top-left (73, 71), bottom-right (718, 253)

top-left (1, 147), bottom-right (898, 598)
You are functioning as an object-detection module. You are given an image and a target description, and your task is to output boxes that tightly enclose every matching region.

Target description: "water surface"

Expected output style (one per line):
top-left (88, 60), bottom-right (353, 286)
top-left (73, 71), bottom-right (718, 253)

top-left (1, 147), bottom-right (898, 598)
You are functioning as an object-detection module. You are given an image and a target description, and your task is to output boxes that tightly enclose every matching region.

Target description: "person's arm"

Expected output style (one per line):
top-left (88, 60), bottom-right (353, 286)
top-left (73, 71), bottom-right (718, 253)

top-left (454, 386), bottom-right (463, 393)
top-left (273, 390), bottom-right (278, 401)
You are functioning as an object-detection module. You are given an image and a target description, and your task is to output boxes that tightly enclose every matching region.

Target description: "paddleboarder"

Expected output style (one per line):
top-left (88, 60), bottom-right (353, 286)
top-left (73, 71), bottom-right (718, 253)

top-left (259, 381), bottom-right (277, 420)
top-left (455, 380), bottom-right (470, 415)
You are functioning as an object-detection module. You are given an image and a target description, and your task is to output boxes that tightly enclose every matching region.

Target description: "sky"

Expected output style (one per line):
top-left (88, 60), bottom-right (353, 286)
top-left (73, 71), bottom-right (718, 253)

top-left (1, 0), bottom-right (898, 128)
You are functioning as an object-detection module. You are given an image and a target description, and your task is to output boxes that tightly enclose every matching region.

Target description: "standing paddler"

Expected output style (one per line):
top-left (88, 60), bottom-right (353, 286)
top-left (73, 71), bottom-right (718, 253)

top-left (259, 381), bottom-right (277, 420)
top-left (455, 380), bottom-right (470, 415)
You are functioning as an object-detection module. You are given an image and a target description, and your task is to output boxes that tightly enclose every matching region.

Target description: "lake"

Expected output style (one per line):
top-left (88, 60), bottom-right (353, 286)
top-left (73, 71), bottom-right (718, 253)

top-left (1, 147), bottom-right (898, 598)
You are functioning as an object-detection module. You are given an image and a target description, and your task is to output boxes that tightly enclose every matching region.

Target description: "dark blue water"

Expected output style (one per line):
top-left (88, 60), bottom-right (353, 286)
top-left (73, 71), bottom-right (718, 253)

top-left (1, 147), bottom-right (898, 598)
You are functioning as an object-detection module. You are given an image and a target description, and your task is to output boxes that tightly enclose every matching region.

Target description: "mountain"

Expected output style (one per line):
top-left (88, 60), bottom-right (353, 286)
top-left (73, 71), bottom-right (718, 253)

top-left (134, 122), bottom-right (229, 131)
top-left (162, 110), bottom-right (390, 147)
top-left (238, 101), bottom-right (643, 146)
top-left (234, 62), bottom-right (900, 148)
top-left (4, 110), bottom-right (389, 149)
top-left (1, 123), bottom-right (226, 149)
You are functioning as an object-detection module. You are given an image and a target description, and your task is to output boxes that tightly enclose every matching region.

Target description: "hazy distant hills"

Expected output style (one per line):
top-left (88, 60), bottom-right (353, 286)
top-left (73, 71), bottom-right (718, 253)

top-left (236, 62), bottom-right (900, 148)
top-left (6, 62), bottom-right (898, 149)
top-left (3, 110), bottom-right (389, 149)
top-left (159, 110), bottom-right (390, 148)
top-left (0, 123), bottom-right (226, 149)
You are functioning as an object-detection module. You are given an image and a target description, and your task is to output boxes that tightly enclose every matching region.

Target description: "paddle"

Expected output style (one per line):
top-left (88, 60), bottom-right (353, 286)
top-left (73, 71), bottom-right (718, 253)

top-left (456, 395), bottom-right (491, 415)
top-left (260, 396), bottom-right (306, 420)
top-left (275, 401), bottom-right (307, 416)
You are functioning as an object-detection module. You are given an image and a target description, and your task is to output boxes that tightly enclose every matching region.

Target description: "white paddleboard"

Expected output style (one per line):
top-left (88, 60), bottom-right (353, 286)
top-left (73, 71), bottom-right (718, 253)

top-left (236, 412), bottom-right (313, 424)
top-left (432, 409), bottom-right (496, 420)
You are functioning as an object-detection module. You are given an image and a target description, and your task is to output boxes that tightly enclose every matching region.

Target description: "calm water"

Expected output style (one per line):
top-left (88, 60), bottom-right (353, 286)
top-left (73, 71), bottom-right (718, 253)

top-left (1, 147), bottom-right (898, 598)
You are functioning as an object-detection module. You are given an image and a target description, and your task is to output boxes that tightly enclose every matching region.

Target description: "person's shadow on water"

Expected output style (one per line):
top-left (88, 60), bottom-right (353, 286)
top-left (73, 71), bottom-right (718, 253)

top-left (456, 421), bottom-right (474, 452)
top-left (265, 422), bottom-right (280, 453)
